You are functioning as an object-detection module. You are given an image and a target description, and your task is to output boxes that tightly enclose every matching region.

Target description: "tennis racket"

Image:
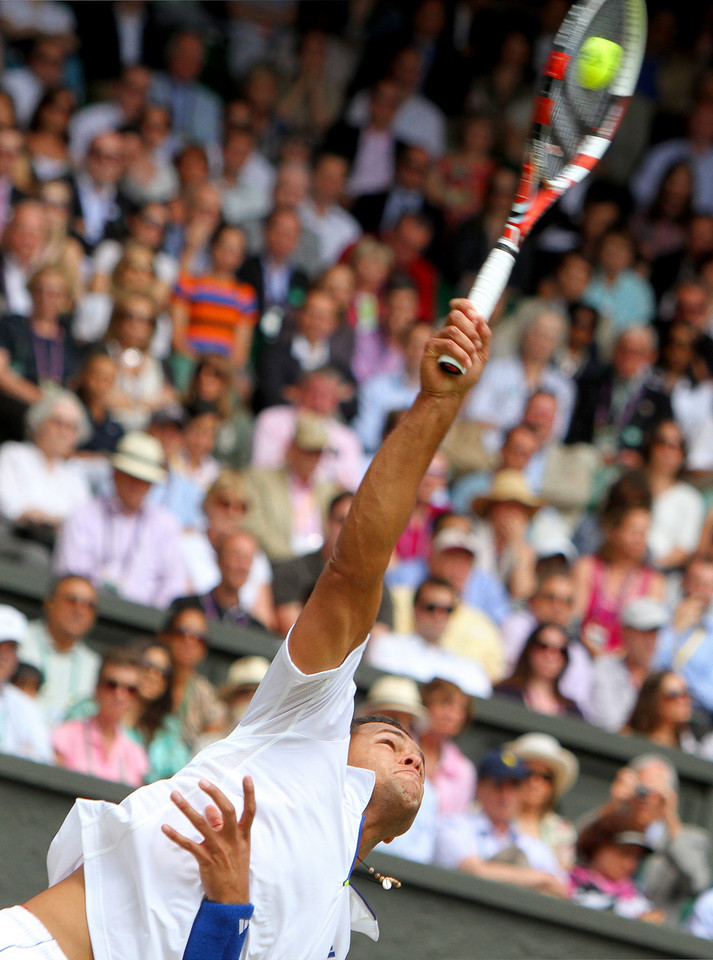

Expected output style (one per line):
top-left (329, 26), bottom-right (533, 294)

top-left (439, 0), bottom-right (647, 374)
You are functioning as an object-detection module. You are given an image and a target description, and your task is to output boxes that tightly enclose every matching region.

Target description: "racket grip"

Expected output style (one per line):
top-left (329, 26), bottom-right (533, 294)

top-left (438, 245), bottom-right (517, 375)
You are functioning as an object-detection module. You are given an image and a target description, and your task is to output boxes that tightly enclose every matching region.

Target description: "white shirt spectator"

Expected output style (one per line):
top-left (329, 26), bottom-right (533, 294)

top-left (588, 654), bottom-right (638, 731)
top-left (367, 631), bottom-right (492, 698)
top-left (20, 619), bottom-right (101, 728)
top-left (299, 198), bottom-right (362, 270)
top-left (47, 636), bottom-right (379, 960)
top-left (1, 67), bottom-right (43, 126)
top-left (434, 809), bottom-right (565, 878)
top-left (463, 355), bottom-right (575, 445)
top-left (220, 152), bottom-right (276, 226)
top-left (347, 90), bottom-right (446, 158)
top-left (649, 482), bottom-right (705, 567)
top-left (0, 442), bottom-right (90, 523)
top-left (346, 129), bottom-right (396, 199)
top-left (3, 254), bottom-right (33, 316)
top-left (0, 681), bottom-right (53, 763)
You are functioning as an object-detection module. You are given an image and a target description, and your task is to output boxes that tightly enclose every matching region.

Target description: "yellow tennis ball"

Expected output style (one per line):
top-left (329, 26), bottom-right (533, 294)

top-left (577, 36), bottom-right (623, 90)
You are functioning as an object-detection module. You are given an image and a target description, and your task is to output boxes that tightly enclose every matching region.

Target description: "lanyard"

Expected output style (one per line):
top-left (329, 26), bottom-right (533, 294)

top-left (30, 329), bottom-right (64, 385)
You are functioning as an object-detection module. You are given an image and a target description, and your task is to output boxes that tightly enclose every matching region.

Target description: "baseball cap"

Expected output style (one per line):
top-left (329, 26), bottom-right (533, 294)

top-left (621, 598), bottom-right (669, 631)
top-left (432, 528), bottom-right (478, 556)
top-left (477, 748), bottom-right (530, 782)
top-left (293, 413), bottom-right (330, 452)
top-left (0, 605), bottom-right (28, 644)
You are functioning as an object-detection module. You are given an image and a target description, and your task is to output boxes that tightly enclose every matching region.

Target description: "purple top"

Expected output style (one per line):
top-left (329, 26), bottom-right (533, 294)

top-left (54, 494), bottom-right (186, 609)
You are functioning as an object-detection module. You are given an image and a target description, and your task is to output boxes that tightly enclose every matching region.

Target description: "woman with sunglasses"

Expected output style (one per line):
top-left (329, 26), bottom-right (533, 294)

top-left (494, 622), bottom-right (582, 717)
top-left (508, 732), bottom-right (579, 870)
top-left (124, 638), bottom-right (191, 783)
top-left (52, 648), bottom-right (149, 786)
top-left (159, 597), bottom-right (226, 753)
top-left (623, 670), bottom-right (713, 758)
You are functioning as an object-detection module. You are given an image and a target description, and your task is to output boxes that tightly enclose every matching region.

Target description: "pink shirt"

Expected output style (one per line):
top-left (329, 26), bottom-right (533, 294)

top-left (53, 717), bottom-right (149, 786)
top-left (430, 739), bottom-right (477, 817)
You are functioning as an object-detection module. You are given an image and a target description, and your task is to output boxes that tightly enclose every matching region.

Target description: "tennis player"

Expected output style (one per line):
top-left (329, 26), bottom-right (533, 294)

top-left (0, 301), bottom-right (490, 960)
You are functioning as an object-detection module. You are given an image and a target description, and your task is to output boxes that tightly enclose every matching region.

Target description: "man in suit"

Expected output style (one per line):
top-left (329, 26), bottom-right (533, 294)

top-left (70, 132), bottom-right (133, 252)
top-left (73, 0), bottom-right (164, 84)
top-left (239, 206), bottom-right (309, 317)
top-left (322, 78), bottom-right (405, 200)
top-left (566, 325), bottom-right (672, 458)
top-left (252, 286), bottom-right (353, 414)
top-left (352, 143), bottom-right (444, 259)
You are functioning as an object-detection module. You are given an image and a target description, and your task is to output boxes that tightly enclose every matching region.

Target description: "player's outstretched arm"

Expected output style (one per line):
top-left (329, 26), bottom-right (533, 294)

top-left (162, 777), bottom-right (256, 960)
top-left (289, 301), bottom-right (490, 674)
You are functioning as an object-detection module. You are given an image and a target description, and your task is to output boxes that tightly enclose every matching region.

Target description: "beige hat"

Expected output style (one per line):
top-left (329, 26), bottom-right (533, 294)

top-left (363, 675), bottom-right (428, 721)
top-left (219, 656), bottom-right (270, 700)
top-left (112, 431), bottom-right (167, 484)
top-left (472, 469), bottom-right (541, 516)
top-left (293, 413), bottom-right (330, 452)
top-left (505, 732), bottom-right (579, 798)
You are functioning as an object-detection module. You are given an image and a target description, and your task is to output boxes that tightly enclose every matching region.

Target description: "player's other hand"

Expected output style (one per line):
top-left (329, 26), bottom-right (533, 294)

top-left (162, 776), bottom-right (256, 904)
top-left (421, 299), bottom-right (490, 397)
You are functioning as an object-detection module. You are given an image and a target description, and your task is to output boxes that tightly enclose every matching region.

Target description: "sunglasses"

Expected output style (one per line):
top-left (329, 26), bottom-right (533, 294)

top-left (662, 688), bottom-right (689, 700)
top-left (170, 626), bottom-right (208, 644)
top-left (101, 678), bottom-right (138, 695)
top-left (527, 770), bottom-right (555, 783)
top-left (57, 593), bottom-right (97, 609)
top-left (140, 659), bottom-right (170, 676)
top-left (419, 602), bottom-right (455, 615)
top-left (540, 592), bottom-right (574, 605)
top-left (215, 497), bottom-right (248, 511)
top-left (532, 639), bottom-right (567, 654)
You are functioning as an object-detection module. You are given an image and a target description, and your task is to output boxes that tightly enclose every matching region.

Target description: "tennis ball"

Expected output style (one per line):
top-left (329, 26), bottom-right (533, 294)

top-left (577, 36), bottom-right (623, 91)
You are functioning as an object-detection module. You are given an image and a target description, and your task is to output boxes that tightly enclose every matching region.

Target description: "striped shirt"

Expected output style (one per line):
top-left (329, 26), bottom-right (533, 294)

top-left (174, 273), bottom-right (258, 356)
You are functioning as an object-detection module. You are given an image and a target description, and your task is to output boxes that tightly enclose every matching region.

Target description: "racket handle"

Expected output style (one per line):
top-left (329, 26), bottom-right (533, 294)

top-left (438, 245), bottom-right (517, 375)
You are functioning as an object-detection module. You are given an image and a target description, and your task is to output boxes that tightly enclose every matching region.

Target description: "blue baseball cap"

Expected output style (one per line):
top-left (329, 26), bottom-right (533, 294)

top-left (477, 748), bottom-right (530, 783)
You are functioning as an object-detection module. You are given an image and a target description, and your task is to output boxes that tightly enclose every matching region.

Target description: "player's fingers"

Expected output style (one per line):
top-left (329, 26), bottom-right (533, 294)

top-left (161, 822), bottom-right (207, 861)
top-left (436, 322), bottom-right (478, 358)
top-left (170, 790), bottom-right (212, 839)
top-left (204, 804), bottom-right (223, 831)
top-left (239, 776), bottom-right (256, 835)
top-left (198, 780), bottom-right (237, 833)
top-left (448, 298), bottom-right (487, 328)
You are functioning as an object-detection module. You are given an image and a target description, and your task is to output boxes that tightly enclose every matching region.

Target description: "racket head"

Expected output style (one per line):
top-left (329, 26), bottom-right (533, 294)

top-left (532, 0), bottom-right (648, 188)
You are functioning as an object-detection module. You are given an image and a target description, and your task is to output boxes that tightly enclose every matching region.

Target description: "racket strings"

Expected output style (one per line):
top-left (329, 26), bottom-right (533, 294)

top-left (539, 1), bottom-right (629, 182)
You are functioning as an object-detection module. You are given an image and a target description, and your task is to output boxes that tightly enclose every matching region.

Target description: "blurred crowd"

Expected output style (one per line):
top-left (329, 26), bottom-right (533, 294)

top-left (3, 0), bottom-right (713, 939)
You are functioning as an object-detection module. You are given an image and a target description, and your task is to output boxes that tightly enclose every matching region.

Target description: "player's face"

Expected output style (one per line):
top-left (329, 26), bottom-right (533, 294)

top-left (348, 723), bottom-right (425, 836)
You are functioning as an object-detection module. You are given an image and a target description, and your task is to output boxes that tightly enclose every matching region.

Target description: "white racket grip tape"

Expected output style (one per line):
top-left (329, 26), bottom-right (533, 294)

top-left (438, 244), bottom-right (517, 375)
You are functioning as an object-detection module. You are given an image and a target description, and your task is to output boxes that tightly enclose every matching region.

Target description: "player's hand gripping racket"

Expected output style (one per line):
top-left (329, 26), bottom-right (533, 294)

top-left (439, 0), bottom-right (647, 374)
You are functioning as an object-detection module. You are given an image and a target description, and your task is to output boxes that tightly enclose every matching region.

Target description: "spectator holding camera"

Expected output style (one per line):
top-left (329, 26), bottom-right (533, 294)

top-left (583, 755), bottom-right (711, 923)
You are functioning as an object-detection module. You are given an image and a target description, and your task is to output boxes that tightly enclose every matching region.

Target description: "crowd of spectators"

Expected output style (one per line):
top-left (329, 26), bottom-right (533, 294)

top-left (3, 0), bottom-right (713, 941)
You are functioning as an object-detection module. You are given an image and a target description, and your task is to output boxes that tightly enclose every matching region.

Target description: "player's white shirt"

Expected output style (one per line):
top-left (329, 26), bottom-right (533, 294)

top-left (47, 635), bottom-right (377, 960)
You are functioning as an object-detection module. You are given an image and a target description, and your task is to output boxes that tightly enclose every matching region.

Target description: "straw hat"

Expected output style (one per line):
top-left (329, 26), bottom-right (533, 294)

top-left (112, 431), bottom-right (167, 484)
top-left (363, 675), bottom-right (428, 721)
top-left (293, 413), bottom-right (330, 452)
top-left (219, 656), bottom-right (270, 700)
top-left (471, 469), bottom-right (541, 516)
top-left (505, 732), bottom-right (579, 799)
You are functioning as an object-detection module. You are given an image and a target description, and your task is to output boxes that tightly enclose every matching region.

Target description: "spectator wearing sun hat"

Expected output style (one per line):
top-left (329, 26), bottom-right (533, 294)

top-left (507, 733), bottom-right (579, 870)
top-left (54, 431), bottom-right (186, 608)
top-left (470, 469), bottom-right (541, 603)
top-left (0, 604), bottom-right (53, 763)
top-left (434, 747), bottom-right (568, 896)
top-left (242, 412), bottom-right (340, 563)
top-left (588, 597), bottom-right (670, 732)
